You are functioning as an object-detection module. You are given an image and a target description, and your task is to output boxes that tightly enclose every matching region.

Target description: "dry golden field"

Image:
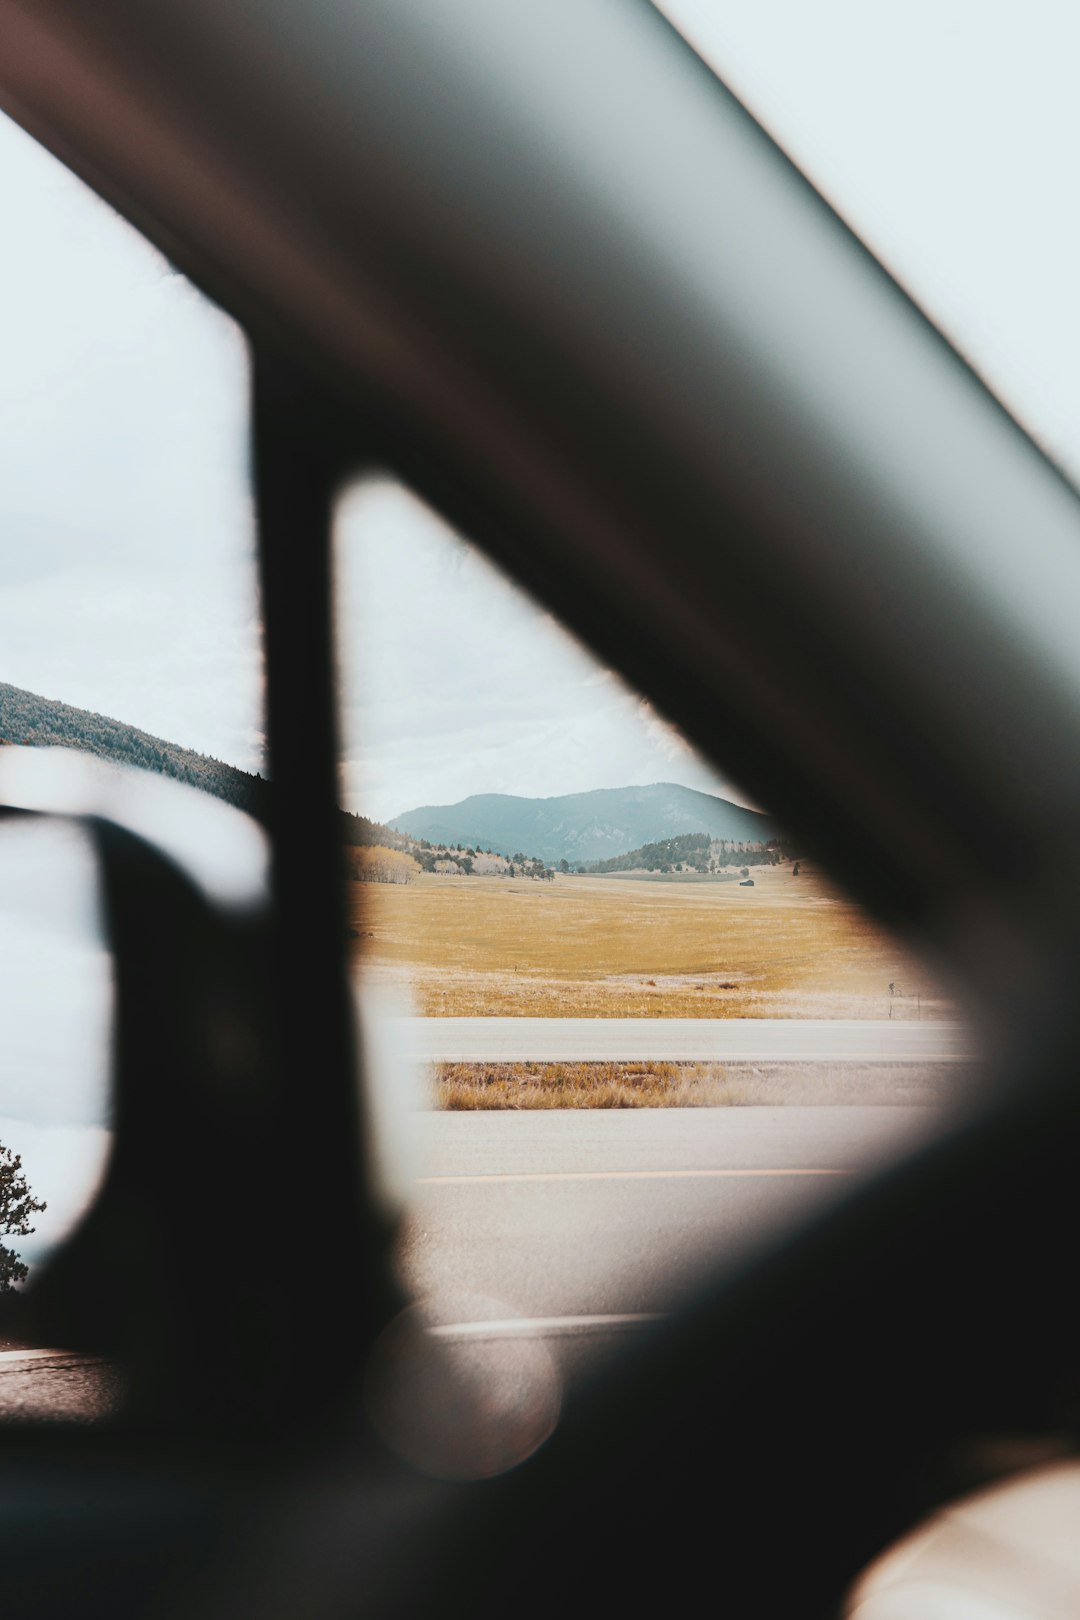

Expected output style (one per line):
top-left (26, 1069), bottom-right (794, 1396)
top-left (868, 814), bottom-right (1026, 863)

top-left (348, 864), bottom-right (950, 1020)
top-left (434, 1061), bottom-right (966, 1109)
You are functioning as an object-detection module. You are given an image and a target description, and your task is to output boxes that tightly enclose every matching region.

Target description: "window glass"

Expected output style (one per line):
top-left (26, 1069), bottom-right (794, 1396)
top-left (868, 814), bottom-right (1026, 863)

top-left (336, 477), bottom-right (975, 1477)
top-left (0, 108), bottom-right (259, 1409)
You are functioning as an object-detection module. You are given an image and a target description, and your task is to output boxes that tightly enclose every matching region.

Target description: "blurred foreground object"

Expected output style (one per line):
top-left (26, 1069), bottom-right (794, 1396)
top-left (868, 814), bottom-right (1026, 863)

top-left (848, 1462), bottom-right (1080, 1619)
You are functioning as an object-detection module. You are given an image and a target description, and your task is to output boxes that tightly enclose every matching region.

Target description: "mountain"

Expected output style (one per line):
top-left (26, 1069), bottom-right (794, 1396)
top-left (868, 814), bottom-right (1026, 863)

top-left (1, 686), bottom-right (769, 874)
top-left (0, 680), bottom-right (269, 815)
top-left (390, 782), bottom-right (776, 865)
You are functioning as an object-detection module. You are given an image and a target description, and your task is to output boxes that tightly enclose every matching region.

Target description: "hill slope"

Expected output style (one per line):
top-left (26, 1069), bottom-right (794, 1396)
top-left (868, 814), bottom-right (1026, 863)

top-left (0, 682), bottom-right (551, 869)
top-left (0, 680), bottom-right (269, 814)
top-left (390, 782), bottom-right (775, 865)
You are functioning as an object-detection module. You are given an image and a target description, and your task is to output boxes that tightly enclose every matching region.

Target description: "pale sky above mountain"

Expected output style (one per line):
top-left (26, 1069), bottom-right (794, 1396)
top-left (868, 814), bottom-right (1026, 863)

top-left (334, 479), bottom-right (737, 822)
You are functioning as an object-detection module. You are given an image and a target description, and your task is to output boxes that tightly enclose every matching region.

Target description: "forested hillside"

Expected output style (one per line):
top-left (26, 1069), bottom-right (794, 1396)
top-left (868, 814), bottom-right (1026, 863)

top-left (586, 830), bottom-right (786, 874)
top-left (0, 682), bottom-right (553, 873)
top-left (0, 680), bottom-right (269, 814)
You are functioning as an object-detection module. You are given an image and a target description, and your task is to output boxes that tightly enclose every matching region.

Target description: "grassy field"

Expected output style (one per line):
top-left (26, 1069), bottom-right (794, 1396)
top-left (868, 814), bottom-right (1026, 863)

top-left (434, 1061), bottom-right (969, 1109)
top-left (349, 864), bottom-right (950, 1020)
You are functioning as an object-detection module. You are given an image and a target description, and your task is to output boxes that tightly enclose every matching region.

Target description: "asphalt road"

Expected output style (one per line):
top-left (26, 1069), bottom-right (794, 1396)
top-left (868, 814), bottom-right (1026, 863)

top-left (3, 1107), bottom-right (940, 1436)
top-left (0, 1348), bottom-right (120, 1423)
top-left (394, 1016), bottom-right (972, 1063)
top-left (360, 1105), bottom-right (951, 1475)
top-left (399, 1105), bottom-right (939, 1332)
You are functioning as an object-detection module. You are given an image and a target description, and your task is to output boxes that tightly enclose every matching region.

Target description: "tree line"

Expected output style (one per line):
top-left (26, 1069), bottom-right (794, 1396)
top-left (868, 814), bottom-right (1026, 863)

top-left (586, 831), bottom-right (789, 874)
top-left (341, 826), bottom-right (556, 882)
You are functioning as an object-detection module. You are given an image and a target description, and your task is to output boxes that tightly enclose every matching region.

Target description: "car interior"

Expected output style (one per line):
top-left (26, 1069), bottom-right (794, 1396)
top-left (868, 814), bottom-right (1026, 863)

top-left (2, 2), bottom-right (1080, 1616)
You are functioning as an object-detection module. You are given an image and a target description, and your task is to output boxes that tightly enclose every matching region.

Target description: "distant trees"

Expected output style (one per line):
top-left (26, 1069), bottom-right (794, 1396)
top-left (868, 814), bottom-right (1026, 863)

top-left (590, 832), bottom-right (710, 874)
top-left (583, 832), bottom-right (786, 876)
top-left (559, 859), bottom-right (570, 874)
top-left (0, 1144), bottom-right (45, 1293)
top-left (340, 823), bottom-right (555, 880)
top-left (472, 851), bottom-right (503, 874)
top-left (405, 842), bottom-right (553, 878)
top-left (347, 845), bottom-right (421, 884)
top-left (339, 810), bottom-right (413, 851)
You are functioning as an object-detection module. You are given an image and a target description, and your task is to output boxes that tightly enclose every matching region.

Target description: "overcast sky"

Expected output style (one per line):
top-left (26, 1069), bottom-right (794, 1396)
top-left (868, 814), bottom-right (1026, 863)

top-left (3, 0), bottom-right (1080, 827)
top-left (0, 115), bottom-right (261, 773)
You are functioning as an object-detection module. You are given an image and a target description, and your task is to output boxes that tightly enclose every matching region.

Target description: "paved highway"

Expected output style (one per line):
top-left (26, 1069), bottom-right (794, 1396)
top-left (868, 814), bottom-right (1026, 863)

top-left (3, 1107), bottom-right (941, 1432)
top-left (393, 1016), bottom-right (972, 1063)
top-left (368, 1106), bottom-right (949, 1474)
top-left (399, 1105), bottom-right (940, 1334)
top-left (0, 1348), bottom-right (120, 1423)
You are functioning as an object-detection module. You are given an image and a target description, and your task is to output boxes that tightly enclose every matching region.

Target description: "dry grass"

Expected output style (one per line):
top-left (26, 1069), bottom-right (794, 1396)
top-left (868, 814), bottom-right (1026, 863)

top-left (349, 866), bottom-right (949, 1020)
top-left (435, 1061), bottom-right (972, 1109)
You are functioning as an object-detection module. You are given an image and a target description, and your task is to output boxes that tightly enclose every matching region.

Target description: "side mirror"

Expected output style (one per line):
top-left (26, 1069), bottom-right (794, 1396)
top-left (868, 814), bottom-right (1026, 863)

top-left (0, 748), bottom-right (287, 1429)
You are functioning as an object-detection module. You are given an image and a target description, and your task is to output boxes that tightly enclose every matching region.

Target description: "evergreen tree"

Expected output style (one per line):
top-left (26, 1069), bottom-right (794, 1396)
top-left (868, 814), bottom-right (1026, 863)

top-left (0, 1144), bottom-right (46, 1293)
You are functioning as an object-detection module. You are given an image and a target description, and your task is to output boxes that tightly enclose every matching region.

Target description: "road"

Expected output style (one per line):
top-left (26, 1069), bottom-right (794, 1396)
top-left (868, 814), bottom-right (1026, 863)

top-left (370, 1105), bottom-right (945, 1473)
top-left (3, 1106), bottom-right (940, 1435)
top-left (392, 1016), bottom-right (972, 1063)
top-left (399, 1104), bottom-right (939, 1335)
top-left (0, 1348), bottom-right (120, 1423)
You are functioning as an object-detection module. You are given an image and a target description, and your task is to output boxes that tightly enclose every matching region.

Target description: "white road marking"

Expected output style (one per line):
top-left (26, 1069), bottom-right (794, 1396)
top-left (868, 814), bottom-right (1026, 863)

top-left (430, 1314), bottom-right (663, 1340)
top-left (418, 1166), bottom-right (853, 1184)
